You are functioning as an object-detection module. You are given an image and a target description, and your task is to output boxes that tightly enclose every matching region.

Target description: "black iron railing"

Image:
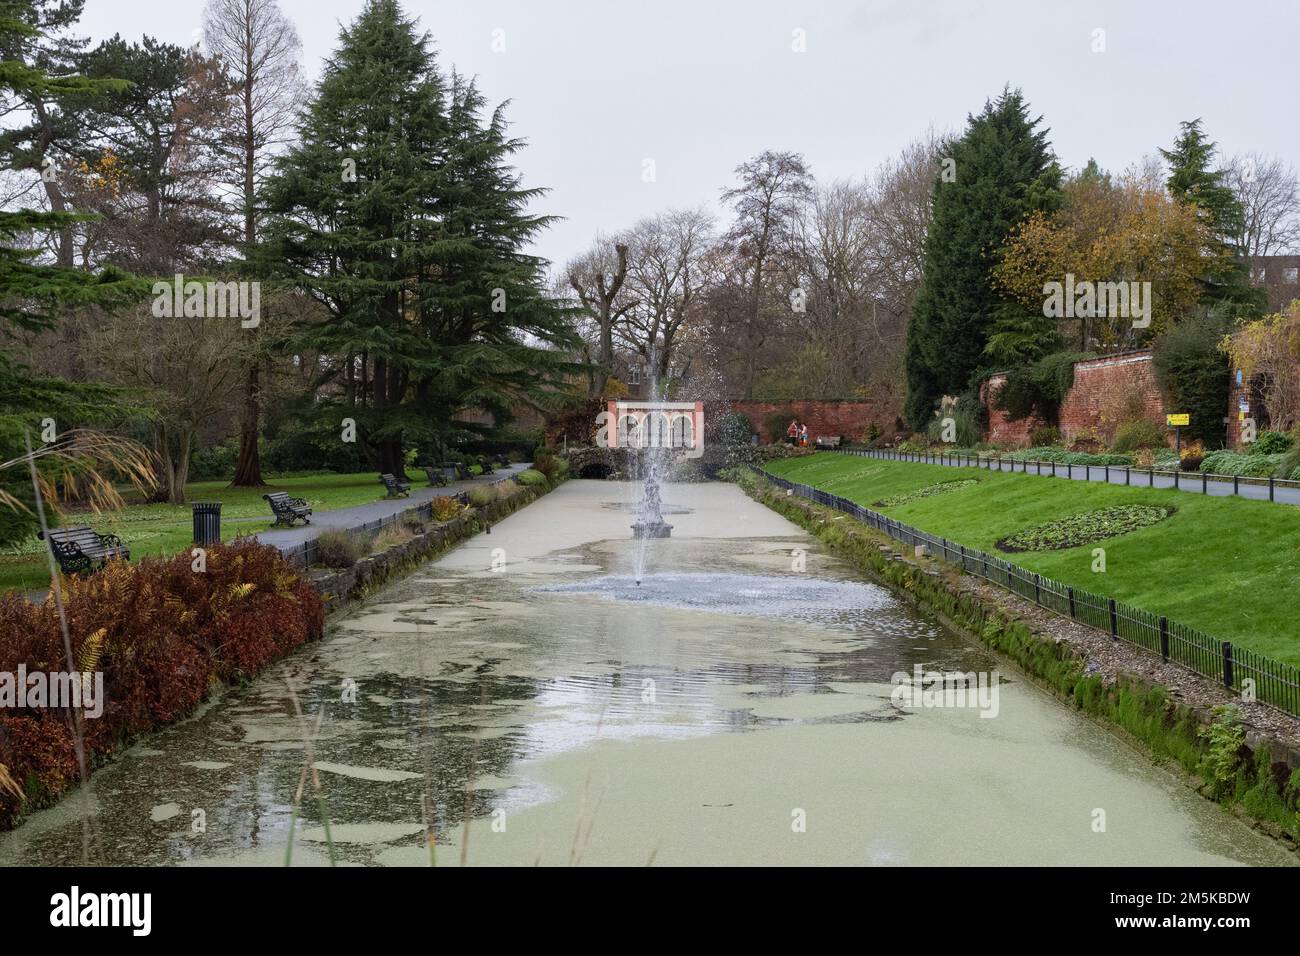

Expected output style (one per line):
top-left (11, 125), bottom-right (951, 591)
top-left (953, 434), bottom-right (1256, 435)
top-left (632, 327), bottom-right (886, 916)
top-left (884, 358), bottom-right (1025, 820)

top-left (273, 478), bottom-right (512, 570)
top-left (834, 447), bottom-right (1300, 503)
top-left (748, 464), bottom-right (1300, 718)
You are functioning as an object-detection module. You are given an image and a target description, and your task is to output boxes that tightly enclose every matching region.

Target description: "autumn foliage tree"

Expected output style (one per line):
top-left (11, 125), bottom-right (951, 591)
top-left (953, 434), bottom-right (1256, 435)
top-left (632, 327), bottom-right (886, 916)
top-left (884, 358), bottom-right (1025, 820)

top-left (993, 161), bottom-right (1212, 352)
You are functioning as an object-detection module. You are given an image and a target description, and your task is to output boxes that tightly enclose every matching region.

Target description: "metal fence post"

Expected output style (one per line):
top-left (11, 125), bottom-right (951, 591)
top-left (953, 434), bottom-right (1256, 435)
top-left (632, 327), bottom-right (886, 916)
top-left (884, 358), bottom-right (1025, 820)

top-left (1108, 598), bottom-right (1118, 639)
top-left (1086, 464), bottom-right (1090, 481)
top-left (1149, 468), bottom-right (1154, 487)
top-left (1067, 586), bottom-right (1076, 618)
top-left (1202, 473), bottom-right (1207, 494)
top-left (1159, 617), bottom-right (1169, 661)
top-left (1067, 463), bottom-right (1072, 479)
top-left (1223, 642), bottom-right (1234, 688)
top-left (1033, 573), bottom-right (1041, 604)
top-left (1104, 465), bottom-right (1109, 483)
top-left (1051, 461), bottom-right (1056, 477)
top-left (1234, 474), bottom-right (1239, 496)
top-left (1125, 467), bottom-right (1130, 486)
top-left (1269, 477), bottom-right (1275, 502)
top-left (1174, 470), bottom-right (1179, 489)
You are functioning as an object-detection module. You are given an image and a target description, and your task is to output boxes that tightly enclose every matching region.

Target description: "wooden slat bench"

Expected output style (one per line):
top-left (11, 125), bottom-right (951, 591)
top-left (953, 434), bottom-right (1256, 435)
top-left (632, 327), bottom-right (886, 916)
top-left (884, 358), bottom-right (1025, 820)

top-left (379, 473), bottom-right (411, 498)
top-left (444, 461), bottom-right (472, 481)
top-left (424, 465), bottom-right (448, 487)
top-left (814, 435), bottom-right (842, 449)
top-left (264, 491), bottom-right (312, 527)
top-left (39, 525), bottom-right (129, 576)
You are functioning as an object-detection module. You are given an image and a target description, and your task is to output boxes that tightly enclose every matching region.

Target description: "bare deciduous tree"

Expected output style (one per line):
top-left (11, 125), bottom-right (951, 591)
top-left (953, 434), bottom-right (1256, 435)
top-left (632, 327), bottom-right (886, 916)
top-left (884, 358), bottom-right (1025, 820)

top-left (617, 207), bottom-right (714, 384)
top-left (202, 0), bottom-right (304, 486)
top-left (1226, 152), bottom-right (1300, 258)
top-left (718, 150), bottom-right (814, 397)
top-left (566, 239), bottom-right (631, 397)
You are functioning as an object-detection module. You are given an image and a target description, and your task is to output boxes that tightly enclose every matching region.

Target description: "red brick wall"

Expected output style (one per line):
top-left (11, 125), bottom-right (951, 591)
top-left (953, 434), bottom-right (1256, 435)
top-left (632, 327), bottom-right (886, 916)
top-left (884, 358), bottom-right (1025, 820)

top-left (981, 351), bottom-right (1170, 448)
top-left (726, 399), bottom-right (901, 444)
top-left (980, 374), bottom-right (1043, 447)
top-left (1057, 351), bottom-right (1167, 446)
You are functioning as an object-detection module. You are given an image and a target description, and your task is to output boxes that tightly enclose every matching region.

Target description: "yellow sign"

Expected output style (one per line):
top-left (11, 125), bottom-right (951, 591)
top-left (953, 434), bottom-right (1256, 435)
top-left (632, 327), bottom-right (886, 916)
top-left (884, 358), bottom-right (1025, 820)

top-left (1166, 413), bottom-right (1190, 427)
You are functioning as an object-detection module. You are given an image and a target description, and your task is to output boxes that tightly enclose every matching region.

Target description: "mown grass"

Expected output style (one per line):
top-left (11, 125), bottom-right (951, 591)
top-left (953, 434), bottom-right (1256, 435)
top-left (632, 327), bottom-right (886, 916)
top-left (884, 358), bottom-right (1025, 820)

top-left (764, 453), bottom-right (1300, 667)
top-left (0, 469), bottom-right (427, 594)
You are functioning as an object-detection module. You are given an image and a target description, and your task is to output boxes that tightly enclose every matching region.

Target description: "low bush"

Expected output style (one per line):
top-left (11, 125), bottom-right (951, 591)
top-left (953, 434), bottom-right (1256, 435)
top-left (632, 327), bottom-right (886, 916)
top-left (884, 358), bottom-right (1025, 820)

top-left (314, 529), bottom-right (367, 569)
top-left (996, 505), bottom-right (1172, 552)
top-left (1198, 450), bottom-right (1285, 477)
top-left (1110, 420), bottom-right (1166, 454)
top-left (532, 450), bottom-right (568, 484)
top-left (999, 446), bottom-right (1133, 467)
top-left (1029, 426), bottom-right (1061, 448)
top-left (717, 411), bottom-right (755, 445)
top-left (1179, 455), bottom-right (1203, 472)
top-left (371, 524), bottom-right (414, 553)
top-left (467, 485), bottom-right (497, 508)
top-left (1249, 430), bottom-right (1293, 455)
top-left (0, 541), bottom-right (323, 827)
top-left (430, 495), bottom-right (466, 522)
top-left (515, 468), bottom-right (548, 487)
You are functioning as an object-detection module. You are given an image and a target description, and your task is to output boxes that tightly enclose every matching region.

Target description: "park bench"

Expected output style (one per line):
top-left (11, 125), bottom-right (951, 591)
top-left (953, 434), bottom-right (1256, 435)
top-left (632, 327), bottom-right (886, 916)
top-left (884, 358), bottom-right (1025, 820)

top-left (444, 461), bottom-right (473, 481)
top-left (814, 435), bottom-right (842, 449)
top-left (263, 491), bottom-right (313, 527)
top-left (379, 473), bottom-right (411, 498)
top-left (39, 525), bottom-right (129, 576)
top-left (476, 455), bottom-right (495, 476)
top-left (493, 453), bottom-right (511, 467)
top-left (424, 464), bottom-right (448, 487)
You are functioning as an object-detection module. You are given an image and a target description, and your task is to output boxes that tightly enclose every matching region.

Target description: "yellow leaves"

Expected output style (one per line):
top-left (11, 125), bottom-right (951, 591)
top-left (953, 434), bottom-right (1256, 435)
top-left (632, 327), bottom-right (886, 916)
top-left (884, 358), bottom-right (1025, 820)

top-left (78, 627), bottom-right (106, 675)
top-left (0, 764), bottom-right (25, 804)
top-left (229, 583), bottom-right (257, 601)
top-left (1225, 302), bottom-right (1300, 429)
top-left (995, 171), bottom-right (1212, 344)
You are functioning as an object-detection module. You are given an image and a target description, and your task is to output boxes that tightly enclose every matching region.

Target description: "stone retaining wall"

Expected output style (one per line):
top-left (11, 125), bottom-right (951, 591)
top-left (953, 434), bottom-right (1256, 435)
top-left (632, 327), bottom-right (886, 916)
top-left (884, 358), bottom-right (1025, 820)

top-left (309, 481), bottom-right (552, 612)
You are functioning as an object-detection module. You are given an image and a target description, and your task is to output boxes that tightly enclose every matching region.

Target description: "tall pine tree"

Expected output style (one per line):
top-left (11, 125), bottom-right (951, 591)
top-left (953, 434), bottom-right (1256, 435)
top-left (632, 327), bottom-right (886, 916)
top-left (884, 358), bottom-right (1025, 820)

top-left (261, 0), bottom-right (576, 473)
top-left (0, 8), bottom-right (150, 543)
top-left (1160, 119), bottom-right (1262, 315)
top-left (904, 88), bottom-right (1062, 428)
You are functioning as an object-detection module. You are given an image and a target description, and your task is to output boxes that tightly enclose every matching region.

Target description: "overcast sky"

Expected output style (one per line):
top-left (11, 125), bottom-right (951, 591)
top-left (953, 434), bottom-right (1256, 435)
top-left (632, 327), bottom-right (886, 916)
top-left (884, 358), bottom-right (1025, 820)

top-left (76, 0), bottom-right (1300, 271)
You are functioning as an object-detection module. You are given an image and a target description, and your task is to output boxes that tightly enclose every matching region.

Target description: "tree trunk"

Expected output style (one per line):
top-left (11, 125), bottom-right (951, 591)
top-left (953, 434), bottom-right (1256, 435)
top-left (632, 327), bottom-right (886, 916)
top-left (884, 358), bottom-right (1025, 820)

top-left (231, 361), bottom-right (264, 486)
top-left (231, 66), bottom-right (265, 488)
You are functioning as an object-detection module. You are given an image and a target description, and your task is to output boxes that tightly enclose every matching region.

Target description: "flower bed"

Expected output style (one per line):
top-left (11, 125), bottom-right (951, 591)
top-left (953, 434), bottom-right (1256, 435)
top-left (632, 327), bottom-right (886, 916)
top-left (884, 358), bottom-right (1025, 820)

top-left (874, 478), bottom-right (980, 508)
top-left (996, 505), bottom-right (1172, 553)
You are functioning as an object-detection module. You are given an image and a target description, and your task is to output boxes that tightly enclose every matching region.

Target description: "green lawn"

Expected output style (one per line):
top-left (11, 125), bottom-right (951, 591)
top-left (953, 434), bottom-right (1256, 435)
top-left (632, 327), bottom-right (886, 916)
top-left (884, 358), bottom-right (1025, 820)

top-left (0, 469), bottom-right (431, 595)
top-left (764, 453), bottom-right (1300, 667)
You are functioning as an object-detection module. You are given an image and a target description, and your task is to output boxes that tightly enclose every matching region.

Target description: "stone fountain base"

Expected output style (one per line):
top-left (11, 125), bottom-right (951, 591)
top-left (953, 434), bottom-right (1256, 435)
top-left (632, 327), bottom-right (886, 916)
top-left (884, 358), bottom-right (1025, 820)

top-left (631, 521), bottom-right (673, 539)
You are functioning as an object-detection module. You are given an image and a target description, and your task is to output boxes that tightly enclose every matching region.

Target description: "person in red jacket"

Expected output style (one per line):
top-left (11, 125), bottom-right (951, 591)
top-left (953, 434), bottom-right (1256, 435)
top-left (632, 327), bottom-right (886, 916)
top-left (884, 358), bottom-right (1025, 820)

top-left (786, 419), bottom-right (799, 445)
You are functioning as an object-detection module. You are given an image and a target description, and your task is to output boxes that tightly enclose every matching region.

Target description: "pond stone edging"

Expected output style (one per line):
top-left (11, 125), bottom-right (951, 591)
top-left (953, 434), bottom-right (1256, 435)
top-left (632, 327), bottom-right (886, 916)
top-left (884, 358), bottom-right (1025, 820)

top-left (307, 480), bottom-right (556, 612)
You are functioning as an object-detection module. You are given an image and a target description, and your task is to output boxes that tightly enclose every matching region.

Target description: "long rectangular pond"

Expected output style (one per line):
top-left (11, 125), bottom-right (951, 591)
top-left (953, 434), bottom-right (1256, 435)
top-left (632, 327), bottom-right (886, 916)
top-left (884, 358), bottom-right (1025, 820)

top-left (0, 480), bottom-right (1291, 865)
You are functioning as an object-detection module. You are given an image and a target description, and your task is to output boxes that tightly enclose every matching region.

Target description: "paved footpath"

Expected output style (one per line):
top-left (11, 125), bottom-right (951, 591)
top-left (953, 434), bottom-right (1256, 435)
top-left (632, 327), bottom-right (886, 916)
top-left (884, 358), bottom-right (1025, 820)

top-left (250, 463), bottom-right (530, 552)
top-left (840, 449), bottom-right (1300, 507)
